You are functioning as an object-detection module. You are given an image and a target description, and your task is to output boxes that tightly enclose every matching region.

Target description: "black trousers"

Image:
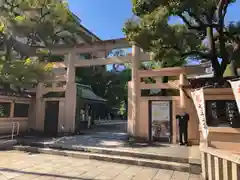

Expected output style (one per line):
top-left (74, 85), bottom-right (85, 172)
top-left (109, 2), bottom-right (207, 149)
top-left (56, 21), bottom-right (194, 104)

top-left (179, 127), bottom-right (188, 144)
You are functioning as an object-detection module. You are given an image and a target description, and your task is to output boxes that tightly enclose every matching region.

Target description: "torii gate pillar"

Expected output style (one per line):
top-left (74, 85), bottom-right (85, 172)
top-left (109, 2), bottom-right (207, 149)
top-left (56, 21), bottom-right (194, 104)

top-left (130, 44), bottom-right (141, 136)
top-left (64, 51), bottom-right (77, 133)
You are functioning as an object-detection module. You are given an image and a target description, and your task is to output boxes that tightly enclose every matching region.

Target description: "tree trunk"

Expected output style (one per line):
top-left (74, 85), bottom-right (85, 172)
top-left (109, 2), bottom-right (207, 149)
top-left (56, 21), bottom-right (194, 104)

top-left (206, 27), bottom-right (224, 83)
top-left (206, 27), bottom-right (227, 124)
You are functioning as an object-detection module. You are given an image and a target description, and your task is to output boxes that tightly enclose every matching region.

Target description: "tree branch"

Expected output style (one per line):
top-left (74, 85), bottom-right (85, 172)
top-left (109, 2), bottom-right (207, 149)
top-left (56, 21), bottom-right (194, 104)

top-left (187, 11), bottom-right (205, 27)
top-left (181, 50), bottom-right (211, 59)
top-left (223, 1), bottom-right (230, 17)
top-left (217, 0), bottom-right (230, 72)
top-left (39, 8), bottom-right (51, 23)
top-left (178, 12), bottom-right (220, 31)
top-left (5, 0), bottom-right (19, 10)
top-left (178, 14), bottom-right (203, 31)
top-left (217, 0), bottom-right (230, 21)
top-left (224, 31), bottom-right (240, 44)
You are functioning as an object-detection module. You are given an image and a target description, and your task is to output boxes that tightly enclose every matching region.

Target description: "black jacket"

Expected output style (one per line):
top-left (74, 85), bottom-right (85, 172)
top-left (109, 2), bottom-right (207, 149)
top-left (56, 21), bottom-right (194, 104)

top-left (177, 112), bottom-right (189, 128)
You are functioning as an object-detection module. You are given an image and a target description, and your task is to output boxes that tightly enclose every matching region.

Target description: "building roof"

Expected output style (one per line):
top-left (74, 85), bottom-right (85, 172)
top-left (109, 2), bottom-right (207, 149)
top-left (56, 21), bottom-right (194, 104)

top-left (70, 13), bottom-right (101, 41)
top-left (76, 84), bottom-right (107, 103)
top-left (0, 12), bottom-right (101, 56)
top-left (68, 12), bottom-right (101, 44)
top-left (185, 61), bottom-right (214, 79)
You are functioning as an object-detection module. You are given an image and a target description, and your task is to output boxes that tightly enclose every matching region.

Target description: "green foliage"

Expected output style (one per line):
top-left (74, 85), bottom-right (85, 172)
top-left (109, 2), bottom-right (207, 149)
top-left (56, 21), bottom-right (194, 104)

top-left (0, 57), bottom-right (53, 88)
top-left (76, 66), bottom-right (131, 109)
top-left (0, 0), bottom-right (77, 89)
top-left (0, 105), bottom-right (4, 117)
top-left (118, 100), bottom-right (126, 115)
top-left (124, 0), bottom-right (240, 79)
top-left (76, 54), bottom-right (184, 114)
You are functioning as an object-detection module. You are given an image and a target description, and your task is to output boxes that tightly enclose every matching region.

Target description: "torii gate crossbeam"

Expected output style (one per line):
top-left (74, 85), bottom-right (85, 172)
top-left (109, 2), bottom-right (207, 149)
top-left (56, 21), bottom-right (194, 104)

top-left (50, 38), bottom-right (131, 55)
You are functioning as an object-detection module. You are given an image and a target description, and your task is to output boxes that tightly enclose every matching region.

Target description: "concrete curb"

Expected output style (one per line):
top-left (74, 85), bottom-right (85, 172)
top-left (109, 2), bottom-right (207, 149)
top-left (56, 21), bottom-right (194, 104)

top-left (14, 145), bottom-right (201, 174)
top-left (50, 144), bottom-right (190, 163)
top-left (17, 140), bottom-right (201, 165)
top-left (0, 140), bottom-right (17, 150)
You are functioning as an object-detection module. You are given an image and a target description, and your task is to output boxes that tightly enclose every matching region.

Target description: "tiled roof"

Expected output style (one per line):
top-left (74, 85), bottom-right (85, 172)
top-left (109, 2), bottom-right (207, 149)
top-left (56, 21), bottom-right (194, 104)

top-left (76, 84), bottom-right (107, 103)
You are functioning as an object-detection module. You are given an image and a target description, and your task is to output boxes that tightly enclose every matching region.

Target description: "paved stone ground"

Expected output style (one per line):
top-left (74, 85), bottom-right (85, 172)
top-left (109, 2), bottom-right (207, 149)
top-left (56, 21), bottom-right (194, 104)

top-left (18, 121), bottom-right (200, 162)
top-left (0, 151), bottom-right (201, 180)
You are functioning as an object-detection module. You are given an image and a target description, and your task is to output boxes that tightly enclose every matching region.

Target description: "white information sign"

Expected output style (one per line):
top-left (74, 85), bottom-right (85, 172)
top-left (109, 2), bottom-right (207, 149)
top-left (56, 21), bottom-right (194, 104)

top-left (229, 80), bottom-right (240, 114)
top-left (151, 101), bottom-right (171, 139)
top-left (191, 88), bottom-right (208, 139)
top-left (151, 101), bottom-right (170, 121)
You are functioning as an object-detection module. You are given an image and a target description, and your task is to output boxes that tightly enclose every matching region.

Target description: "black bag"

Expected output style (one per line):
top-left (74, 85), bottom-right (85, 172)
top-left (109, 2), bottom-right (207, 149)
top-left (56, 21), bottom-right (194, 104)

top-left (183, 112), bottom-right (189, 121)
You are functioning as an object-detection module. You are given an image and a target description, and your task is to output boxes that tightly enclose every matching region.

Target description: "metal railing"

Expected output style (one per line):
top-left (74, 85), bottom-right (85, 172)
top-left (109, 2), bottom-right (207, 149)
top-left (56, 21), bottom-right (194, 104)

top-left (0, 122), bottom-right (20, 140)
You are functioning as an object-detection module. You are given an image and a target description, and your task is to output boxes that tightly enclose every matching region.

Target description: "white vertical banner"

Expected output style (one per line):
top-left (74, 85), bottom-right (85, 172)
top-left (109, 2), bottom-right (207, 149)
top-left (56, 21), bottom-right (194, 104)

top-left (228, 80), bottom-right (240, 114)
top-left (191, 88), bottom-right (208, 139)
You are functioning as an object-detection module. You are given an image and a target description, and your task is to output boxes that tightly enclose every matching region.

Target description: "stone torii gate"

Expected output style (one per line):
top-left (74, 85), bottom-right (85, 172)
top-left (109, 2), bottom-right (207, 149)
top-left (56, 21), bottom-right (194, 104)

top-left (34, 37), bottom-right (206, 137)
top-left (34, 38), bottom-right (150, 135)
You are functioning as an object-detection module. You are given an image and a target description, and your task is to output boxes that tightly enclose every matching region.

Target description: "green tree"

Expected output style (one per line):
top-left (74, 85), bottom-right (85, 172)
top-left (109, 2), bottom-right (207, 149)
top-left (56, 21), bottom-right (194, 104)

top-left (77, 50), bottom-right (186, 117)
top-left (0, 0), bottom-right (77, 90)
top-left (76, 66), bottom-right (130, 113)
top-left (123, 0), bottom-right (240, 81)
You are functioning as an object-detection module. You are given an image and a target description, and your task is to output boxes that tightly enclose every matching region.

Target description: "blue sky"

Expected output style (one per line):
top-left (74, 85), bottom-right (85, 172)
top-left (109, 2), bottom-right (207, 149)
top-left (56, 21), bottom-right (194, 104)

top-left (68, 0), bottom-right (132, 40)
top-left (68, 0), bottom-right (240, 40)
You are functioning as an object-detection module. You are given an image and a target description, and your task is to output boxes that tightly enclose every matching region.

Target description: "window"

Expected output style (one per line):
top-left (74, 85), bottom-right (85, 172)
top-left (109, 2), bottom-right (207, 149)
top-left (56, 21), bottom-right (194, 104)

top-left (0, 102), bottom-right (11, 117)
top-left (205, 100), bottom-right (240, 128)
top-left (14, 103), bottom-right (30, 117)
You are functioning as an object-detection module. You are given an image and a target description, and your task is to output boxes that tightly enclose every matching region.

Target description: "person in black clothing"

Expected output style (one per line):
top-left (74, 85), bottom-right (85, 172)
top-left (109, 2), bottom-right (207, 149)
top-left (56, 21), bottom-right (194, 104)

top-left (176, 112), bottom-right (189, 146)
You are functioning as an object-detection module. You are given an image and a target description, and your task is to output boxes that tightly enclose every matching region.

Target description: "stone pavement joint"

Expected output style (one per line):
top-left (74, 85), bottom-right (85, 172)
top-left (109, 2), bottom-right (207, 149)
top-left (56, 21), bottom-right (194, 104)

top-left (0, 150), bottom-right (202, 180)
